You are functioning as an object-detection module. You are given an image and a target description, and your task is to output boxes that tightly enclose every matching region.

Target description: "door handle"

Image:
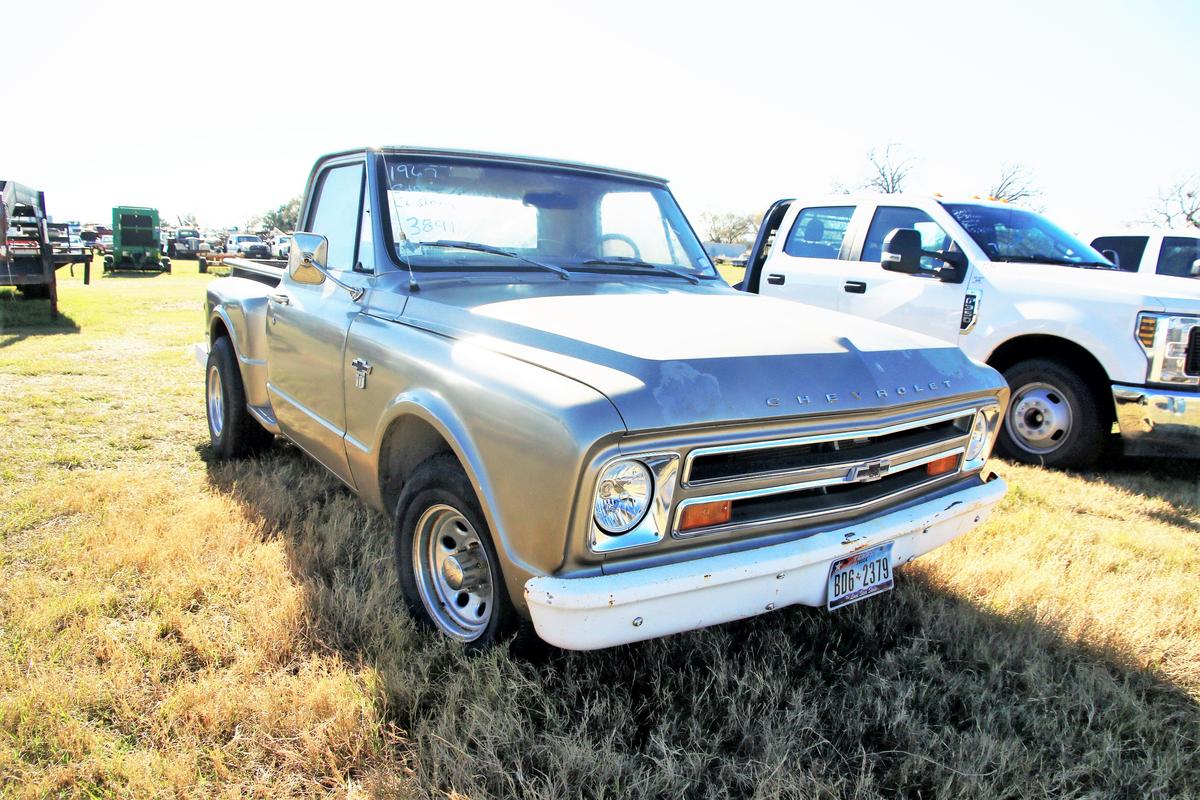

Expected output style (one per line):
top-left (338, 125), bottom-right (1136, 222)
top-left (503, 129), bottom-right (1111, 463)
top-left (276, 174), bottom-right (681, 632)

top-left (766, 274), bottom-right (785, 285)
top-left (268, 292), bottom-right (290, 305)
top-left (843, 281), bottom-right (867, 294)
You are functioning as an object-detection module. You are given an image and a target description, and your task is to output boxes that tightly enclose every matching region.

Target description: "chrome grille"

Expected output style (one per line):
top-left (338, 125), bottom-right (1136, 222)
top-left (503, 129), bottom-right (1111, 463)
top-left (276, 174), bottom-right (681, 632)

top-left (673, 409), bottom-right (979, 539)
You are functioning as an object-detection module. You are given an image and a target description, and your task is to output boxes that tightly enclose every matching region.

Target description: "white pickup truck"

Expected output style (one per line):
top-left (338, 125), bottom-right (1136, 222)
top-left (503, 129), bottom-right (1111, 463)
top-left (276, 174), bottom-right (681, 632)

top-left (740, 196), bottom-right (1200, 467)
top-left (1090, 229), bottom-right (1200, 278)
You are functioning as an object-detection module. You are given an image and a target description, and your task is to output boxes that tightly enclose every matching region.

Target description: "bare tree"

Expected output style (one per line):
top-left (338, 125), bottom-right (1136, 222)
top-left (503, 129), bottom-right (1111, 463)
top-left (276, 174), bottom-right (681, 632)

top-left (863, 144), bottom-right (914, 194)
top-left (989, 163), bottom-right (1042, 205)
top-left (1149, 176), bottom-right (1200, 229)
top-left (700, 212), bottom-right (758, 243)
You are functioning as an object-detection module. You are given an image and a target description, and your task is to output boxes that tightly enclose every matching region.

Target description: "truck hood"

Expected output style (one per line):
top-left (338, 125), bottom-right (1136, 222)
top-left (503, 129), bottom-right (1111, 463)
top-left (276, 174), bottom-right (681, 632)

top-left (983, 262), bottom-right (1200, 312)
top-left (397, 278), bottom-right (1002, 432)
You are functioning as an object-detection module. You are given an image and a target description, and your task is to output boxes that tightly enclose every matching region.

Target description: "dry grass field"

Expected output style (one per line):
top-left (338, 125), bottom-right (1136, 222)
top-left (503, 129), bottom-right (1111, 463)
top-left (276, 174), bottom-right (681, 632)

top-left (1, 259), bottom-right (1198, 798)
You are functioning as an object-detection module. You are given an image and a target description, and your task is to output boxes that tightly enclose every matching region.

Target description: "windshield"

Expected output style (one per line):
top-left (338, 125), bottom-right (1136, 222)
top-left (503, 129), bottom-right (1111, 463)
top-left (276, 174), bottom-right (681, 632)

top-left (944, 203), bottom-right (1112, 267)
top-left (236, 235), bottom-right (260, 243)
top-left (381, 155), bottom-right (715, 277)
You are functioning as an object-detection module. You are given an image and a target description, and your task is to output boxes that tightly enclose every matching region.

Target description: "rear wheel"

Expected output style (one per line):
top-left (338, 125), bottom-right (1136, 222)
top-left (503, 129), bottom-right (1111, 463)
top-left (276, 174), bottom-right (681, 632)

top-left (205, 336), bottom-right (273, 459)
top-left (996, 358), bottom-right (1105, 469)
top-left (395, 454), bottom-right (530, 650)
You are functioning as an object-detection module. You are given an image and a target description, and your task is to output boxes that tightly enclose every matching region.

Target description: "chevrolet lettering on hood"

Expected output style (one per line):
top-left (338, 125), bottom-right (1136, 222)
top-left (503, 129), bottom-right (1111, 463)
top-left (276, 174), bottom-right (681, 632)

top-left (766, 379), bottom-right (954, 407)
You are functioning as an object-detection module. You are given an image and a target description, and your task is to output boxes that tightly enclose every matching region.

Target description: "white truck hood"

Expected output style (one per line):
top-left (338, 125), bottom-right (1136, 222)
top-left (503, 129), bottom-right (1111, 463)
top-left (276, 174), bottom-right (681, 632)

top-left (983, 262), bottom-right (1200, 313)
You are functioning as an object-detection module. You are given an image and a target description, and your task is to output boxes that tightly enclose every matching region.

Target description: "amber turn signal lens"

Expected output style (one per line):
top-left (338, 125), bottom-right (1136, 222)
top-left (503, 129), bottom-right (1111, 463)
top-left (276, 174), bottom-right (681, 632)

top-left (1137, 315), bottom-right (1158, 349)
top-left (925, 454), bottom-right (960, 477)
top-left (678, 500), bottom-right (732, 531)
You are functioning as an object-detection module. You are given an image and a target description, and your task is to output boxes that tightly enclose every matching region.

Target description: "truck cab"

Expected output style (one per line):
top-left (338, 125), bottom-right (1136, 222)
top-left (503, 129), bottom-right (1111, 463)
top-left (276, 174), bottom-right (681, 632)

top-left (741, 196), bottom-right (1200, 466)
top-left (1090, 229), bottom-right (1200, 279)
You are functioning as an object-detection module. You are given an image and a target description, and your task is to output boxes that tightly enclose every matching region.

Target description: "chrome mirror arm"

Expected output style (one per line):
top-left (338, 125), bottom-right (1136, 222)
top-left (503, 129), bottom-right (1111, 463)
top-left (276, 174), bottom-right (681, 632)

top-left (302, 252), bottom-right (365, 301)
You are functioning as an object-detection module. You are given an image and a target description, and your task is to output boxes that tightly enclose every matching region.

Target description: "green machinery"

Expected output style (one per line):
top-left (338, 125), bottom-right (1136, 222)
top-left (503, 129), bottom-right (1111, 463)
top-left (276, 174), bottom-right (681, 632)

top-left (104, 206), bottom-right (171, 273)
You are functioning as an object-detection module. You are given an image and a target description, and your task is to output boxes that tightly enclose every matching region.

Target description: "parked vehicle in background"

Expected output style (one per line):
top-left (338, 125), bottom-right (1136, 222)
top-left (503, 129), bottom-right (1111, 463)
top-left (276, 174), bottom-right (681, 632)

top-left (97, 234), bottom-right (114, 254)
top-left (170, 227), bottom-right (207, 258)
top-left (740, 195), bottom-right (1200, 467)
top-left (1090, 229), bottom-right (1200, 278)
top-left (228, 233), bottom-right (271, 259)
top-left (0, 180), bottom-right (56, 300)
top-left (273, 234), bottom-right (291, 259)
top-left (104, 206), bottom-right (171, 273)
top-left (198, 147), bottom-right (1009, 651)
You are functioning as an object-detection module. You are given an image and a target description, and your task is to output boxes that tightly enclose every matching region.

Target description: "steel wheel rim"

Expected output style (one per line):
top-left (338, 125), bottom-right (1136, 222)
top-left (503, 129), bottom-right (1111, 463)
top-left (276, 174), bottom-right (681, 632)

top-left (412, 504), bottom-right (495, 641)
top-left (1008, 381), bottom-right (1072, 455)
top-left (207, 364), bottom-right (224, 438)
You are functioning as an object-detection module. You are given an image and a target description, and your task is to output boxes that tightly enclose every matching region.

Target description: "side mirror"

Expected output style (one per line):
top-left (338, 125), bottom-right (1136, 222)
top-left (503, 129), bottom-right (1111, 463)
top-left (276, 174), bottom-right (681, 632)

top-left (1100, 249), bottom-right (1120, 268)
top-left (1192, 258), bottom-right (1200, 277)
top-left (288, 232), bottom-right (329, 286)
top-left (286, 231), bottom-right (365, 300)
top-left (881, 228), bottom-right (923, 274)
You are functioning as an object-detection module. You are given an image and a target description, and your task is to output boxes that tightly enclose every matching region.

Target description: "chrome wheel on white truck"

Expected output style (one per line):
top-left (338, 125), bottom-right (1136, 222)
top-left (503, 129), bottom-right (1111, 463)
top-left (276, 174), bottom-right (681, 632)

top-left (997, 359), bottom-right (1105, 468)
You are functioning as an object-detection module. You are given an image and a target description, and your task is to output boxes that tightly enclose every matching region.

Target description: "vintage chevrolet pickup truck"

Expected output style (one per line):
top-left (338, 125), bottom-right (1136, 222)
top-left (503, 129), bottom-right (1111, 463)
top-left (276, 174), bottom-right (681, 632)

top-left (199, 147), bottom-right (1009, 650)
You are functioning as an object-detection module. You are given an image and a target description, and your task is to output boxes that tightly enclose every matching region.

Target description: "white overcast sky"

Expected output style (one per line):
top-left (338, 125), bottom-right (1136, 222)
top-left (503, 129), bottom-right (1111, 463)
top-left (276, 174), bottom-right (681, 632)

top-left (4, 0), bottom-right (1197, 233)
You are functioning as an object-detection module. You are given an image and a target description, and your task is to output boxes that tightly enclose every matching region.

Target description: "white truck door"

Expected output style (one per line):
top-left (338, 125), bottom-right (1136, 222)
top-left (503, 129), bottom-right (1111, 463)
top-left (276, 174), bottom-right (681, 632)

top-left (837, 204), bottom-right (968, 344)
top-left (756, 204), bottom-right (861, 311)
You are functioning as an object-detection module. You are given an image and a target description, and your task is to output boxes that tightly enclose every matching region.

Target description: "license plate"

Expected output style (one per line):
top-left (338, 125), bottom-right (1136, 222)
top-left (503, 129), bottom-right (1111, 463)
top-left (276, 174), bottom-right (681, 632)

top-left (827, 542), bottom-right (894, 610)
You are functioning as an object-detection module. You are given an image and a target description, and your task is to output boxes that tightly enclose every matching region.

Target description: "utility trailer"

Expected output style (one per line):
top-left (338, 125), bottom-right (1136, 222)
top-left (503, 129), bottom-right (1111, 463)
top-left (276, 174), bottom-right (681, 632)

top-left (0, 180), bottom-right (58, 311)
top-left (104, 206), bottom-right (171, 273)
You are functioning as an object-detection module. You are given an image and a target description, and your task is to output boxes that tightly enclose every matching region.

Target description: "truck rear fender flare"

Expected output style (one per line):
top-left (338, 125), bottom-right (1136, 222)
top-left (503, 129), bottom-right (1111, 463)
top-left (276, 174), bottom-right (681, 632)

top-left (984, 332), bottom-right (1115, 420)
top-left (372, 391), bottom-right (541, 593)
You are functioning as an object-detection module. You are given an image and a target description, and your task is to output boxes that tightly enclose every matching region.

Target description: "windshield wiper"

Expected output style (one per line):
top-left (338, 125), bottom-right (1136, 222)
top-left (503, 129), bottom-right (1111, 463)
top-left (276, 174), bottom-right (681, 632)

top-left (418, 240), bottom-right (570, 280)
top-left (580, 257), bottom-right (701, 285)
top-left (995, 255), bottom-right (1116, 269)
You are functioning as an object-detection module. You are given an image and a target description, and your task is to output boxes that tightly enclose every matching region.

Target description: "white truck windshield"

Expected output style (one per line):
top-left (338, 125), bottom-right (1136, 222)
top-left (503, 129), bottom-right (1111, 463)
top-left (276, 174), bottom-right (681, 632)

top-left (944, 203), bottom-right (1113, 268)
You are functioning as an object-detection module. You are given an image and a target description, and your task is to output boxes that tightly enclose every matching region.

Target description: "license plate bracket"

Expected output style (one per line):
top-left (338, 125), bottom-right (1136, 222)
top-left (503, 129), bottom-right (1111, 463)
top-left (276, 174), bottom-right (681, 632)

top-left (827, 541), bottom-right (894, 610)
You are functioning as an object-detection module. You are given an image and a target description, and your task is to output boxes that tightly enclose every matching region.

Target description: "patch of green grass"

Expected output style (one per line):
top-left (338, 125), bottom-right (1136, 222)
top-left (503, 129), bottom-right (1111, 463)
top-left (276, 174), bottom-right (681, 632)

top-left (0, 257), bottom-right (1198, 797)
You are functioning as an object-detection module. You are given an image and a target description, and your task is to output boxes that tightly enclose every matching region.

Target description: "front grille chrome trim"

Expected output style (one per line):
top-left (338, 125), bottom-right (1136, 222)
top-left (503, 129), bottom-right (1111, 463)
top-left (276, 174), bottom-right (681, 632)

top-left (682, 408), bottom-right (973, 487)
top-left (672, 445), bottom-right (966, 539)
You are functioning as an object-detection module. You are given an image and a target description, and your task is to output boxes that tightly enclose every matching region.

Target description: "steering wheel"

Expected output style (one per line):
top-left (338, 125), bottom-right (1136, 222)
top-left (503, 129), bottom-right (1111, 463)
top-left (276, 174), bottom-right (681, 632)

top-left (599, 233), bottom-right (642, 261)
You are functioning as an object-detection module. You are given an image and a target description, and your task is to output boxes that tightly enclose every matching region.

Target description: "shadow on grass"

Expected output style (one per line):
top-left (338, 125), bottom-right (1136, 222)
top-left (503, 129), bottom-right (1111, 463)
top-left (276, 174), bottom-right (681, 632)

top-left (1078, 451), bottom-right (1200, 529)
top-left (0, 292), bottom-right (81, 348)
top-left (203, 444), bottom-right (1200, 799)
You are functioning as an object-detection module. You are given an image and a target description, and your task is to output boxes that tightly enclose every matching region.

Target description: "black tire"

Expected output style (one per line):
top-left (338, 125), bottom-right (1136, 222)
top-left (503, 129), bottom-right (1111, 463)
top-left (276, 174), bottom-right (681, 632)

top-left (205, 336), bottom-right (273, 459)
top-left (996, 358), bottom-right (1106, 469)
top-left (394, 454), bottom-right (533, 651)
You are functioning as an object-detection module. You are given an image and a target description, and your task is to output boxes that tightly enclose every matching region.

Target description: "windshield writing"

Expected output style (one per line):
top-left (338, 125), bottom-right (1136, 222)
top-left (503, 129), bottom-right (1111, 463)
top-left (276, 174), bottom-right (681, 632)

top-left (944, 204), bottom-right (1111, 266)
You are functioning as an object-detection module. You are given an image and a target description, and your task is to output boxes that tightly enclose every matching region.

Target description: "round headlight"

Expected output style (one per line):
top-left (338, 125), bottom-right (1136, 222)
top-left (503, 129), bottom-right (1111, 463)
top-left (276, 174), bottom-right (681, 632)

top-left (965, 410), bottom-right (989, 462)
top-left (593, 460), bottom-right (652, 534)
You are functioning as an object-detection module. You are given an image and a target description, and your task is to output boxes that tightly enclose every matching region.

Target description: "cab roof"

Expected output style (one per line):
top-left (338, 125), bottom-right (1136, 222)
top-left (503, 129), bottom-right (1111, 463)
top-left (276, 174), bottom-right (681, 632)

top-left (315, 146), bottom-right (669, 185)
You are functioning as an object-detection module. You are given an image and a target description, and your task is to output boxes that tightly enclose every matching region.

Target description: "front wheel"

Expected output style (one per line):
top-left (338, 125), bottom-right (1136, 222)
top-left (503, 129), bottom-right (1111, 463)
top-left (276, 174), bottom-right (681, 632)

top-left (395, 455), bottom-right (529, 650)
top-left (205, 336), bottom-right (273, 459)
top-left (996, 358), bottom-right (1106, 469)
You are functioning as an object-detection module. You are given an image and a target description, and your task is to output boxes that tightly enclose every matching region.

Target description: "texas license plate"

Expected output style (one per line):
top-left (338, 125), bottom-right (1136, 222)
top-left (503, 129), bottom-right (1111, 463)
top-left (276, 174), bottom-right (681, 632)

top-left (827, 542), bottom-right (894, 610)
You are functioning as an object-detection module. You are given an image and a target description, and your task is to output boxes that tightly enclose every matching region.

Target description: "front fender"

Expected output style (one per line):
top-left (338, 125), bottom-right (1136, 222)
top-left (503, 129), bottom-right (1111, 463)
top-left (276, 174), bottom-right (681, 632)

top-left (206, 277), bottom-right (273, 409)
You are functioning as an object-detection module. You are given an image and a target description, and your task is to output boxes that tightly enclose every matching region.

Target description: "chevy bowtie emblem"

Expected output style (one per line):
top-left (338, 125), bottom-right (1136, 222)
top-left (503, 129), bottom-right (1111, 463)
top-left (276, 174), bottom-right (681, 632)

top-left (351, 358), bottom-right (373, 389)
top-left (846, 459), bottom-right (890, 483)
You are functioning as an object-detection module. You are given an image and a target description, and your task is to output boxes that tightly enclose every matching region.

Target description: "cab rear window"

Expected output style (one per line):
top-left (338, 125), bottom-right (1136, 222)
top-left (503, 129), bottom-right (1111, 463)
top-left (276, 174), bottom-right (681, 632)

top-left (782, 206), bottom-right (853, 260)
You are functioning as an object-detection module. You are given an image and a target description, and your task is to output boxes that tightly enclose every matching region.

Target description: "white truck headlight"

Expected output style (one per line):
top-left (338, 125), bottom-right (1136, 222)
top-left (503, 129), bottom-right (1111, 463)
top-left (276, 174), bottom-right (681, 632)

top-left (593, 459), bottom-right (652, 533)
top-left (1137, 313), bottom-right (1200, 386)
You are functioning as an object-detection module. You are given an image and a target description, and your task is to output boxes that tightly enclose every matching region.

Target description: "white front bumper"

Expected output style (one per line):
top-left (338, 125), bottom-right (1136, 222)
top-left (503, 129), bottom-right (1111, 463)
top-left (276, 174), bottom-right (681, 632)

top-left (524, 477), bottom-right (1006, 650)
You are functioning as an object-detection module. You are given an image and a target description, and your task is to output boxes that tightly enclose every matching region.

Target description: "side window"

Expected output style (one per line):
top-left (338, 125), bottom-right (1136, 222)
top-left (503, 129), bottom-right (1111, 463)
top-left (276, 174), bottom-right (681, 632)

top-left (1090, 235), bottom-right (1147, 271)
top-left (862, 206), bottom-right (953, 270)
top-left (1155, 236), bottom-right (1200, 278)
top-left (781, 206), bottom-right (853, 260)
top-left (357, 194), bottom-right (374, 273)
top-left (307, 163), bottom-right (365, 270)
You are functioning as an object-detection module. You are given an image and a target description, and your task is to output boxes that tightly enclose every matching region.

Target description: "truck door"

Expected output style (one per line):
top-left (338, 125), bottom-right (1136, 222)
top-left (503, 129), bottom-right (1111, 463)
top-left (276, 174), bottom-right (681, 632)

top-left (837, 204), bottom-right (969, 344)
top-left (266, 160), bottom-right (372, 487)
top-left (754, 204), bottom-right (864, 312)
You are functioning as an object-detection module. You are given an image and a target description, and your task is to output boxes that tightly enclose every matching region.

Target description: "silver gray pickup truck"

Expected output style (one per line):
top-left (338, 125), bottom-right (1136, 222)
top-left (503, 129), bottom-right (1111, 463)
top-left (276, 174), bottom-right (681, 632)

top-left (199, 147), bottom-right (1009, 650)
